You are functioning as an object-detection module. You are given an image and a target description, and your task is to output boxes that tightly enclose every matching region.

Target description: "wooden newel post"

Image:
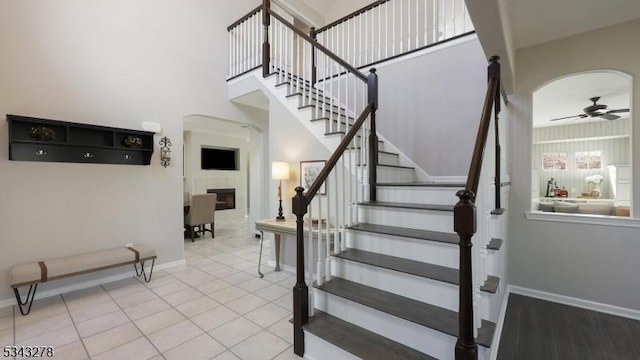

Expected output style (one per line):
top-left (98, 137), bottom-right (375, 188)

top-left (454, 189), bottom-right (478, 360)
top-left (262, 0), bottom-right (271, 77)
top-left (292, 186), bottom-right (309, 356)
top-left (368, 68), bottom-right (379, 201)
top-left (310, 27), bottom-right (317, 85)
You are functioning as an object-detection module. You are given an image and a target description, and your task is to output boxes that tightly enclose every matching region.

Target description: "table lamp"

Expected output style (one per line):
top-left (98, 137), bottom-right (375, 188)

top-left (272, 161), bottom-right (290, 221)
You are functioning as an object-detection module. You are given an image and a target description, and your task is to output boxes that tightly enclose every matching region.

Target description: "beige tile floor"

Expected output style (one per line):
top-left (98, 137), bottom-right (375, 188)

top-left (0, 218), bottom-right (300, 360)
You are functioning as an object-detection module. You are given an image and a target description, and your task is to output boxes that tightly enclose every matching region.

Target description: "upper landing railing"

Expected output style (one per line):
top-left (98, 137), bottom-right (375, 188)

top-left (227, 0), bottom-right (473, 80)
top-left (314, 0), bottom-right (474, 69)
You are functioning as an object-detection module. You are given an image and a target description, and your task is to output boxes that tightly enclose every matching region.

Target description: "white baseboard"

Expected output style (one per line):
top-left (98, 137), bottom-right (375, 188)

top-left (0, 259), bottom-right (187, 310)
top-left (155, 259), bottom-right (186, 271)
top-left (488, 290), bottom-right (510, 360)
top-left (508, 285), bottom-right (640, 321)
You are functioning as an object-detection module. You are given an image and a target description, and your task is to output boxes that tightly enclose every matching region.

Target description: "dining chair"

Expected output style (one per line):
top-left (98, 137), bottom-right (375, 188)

top-left (184, 193), bottom-right (216, 242)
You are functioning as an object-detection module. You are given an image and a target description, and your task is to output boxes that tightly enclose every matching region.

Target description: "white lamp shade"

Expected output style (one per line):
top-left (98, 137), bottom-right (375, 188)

top-left (272, 161), bottom-right (290, 180)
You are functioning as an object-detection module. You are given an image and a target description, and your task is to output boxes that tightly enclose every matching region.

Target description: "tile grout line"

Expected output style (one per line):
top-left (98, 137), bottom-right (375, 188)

top-left (60, 294), bottom-right (92, 360)
top-left (101, 282), bottom-right (167, 360)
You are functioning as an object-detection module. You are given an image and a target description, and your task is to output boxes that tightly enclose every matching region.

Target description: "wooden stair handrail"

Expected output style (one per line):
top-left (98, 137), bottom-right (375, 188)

top-left (227, 5), bottom-right (262, 31)
top-left (268, 10), bottom-right (368, 83)
top-left (465, 56), bottom-right (501, 194)
top-left (315, 0), bottom-right (391, 34)
top-left (302, 102), bottom-right (374, 205)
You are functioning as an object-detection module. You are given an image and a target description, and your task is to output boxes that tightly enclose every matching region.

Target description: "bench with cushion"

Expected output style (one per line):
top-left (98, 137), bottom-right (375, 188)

top-left (9, 244), bottom-right (156, 315)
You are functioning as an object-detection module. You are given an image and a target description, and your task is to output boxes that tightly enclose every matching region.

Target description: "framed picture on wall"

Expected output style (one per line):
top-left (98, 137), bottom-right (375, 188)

top-left (542, 152), bottom-right (567, 171)
top-left (300, 160), bottom-right (326, 195)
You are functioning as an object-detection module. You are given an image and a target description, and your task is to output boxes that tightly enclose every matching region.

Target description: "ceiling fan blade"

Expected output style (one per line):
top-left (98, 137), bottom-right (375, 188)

top-left (549, 114), bottom-right (588, 121)
top-left (606, 108), bottom-right (629, 114)
top-left (600, 113), bottom-right (620, 121)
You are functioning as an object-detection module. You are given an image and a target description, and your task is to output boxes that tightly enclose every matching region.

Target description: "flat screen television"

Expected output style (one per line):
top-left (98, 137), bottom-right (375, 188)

top-left (201, 147), bottom-right (238, 170)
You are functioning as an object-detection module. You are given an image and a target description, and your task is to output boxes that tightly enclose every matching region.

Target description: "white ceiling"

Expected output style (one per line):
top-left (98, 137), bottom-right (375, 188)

top-left (532, 72), bottom-right (631, 128)
top-left (507, 0), bottom-right (640, 49)
top-left (231, 90), bottom-right (269, 111)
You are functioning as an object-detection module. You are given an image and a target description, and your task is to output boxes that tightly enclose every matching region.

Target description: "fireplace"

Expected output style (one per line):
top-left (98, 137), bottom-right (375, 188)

top-left (207, 188), bottom-right (236, 210)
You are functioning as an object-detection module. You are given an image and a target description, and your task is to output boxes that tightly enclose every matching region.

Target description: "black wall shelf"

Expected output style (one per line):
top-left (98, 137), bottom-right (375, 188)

top-left (7, 114), bottom-right (154, 165)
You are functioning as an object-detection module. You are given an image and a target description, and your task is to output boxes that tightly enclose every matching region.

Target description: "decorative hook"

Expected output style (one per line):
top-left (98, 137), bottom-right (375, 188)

top-left (159, 136), bottom-right (172, 168)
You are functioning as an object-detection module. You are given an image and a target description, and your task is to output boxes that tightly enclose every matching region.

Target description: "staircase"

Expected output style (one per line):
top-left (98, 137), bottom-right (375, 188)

top-left (227, 2), bottom-right (506, 359)
top-left (307, 182), bottom-right (500, 359)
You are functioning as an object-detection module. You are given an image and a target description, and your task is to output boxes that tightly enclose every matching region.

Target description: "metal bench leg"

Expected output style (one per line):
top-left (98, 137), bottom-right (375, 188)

top-left (257, 230), bottom-right (264, 278)
top-left (14, 284), bottom-right (38, 316)
top-left (134, 258), bottom-right (156, 283)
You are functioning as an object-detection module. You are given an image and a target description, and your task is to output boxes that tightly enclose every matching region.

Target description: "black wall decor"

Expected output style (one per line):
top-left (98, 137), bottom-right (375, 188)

top-left (7, 114), bottom-right (154, 165)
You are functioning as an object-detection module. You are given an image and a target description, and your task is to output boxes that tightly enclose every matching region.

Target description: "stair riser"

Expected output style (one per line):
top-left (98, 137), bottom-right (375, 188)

top-left (355, 151), bottom-right (399, 167)
top-left (291, 95), bottom-right (348, 116)
top-left (377, 186), bottom-right (460, 205)
top-left (342, 150), bottom-right (399, 167)
top-left (377, 166), bottom-right (415, 183)
top-left (358, 206), bottom-right (454, 233)
top-left (313, 290), bottom-right (491, 360)
top-left (304, 332), bottom-right (362, 360)
top-left (346, 231), bottom-right (459, 269)
top-left (331, 257), bottom-right (491, 319)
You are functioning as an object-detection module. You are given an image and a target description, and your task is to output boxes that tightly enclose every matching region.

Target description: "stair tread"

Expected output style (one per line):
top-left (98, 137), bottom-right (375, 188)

top-left (347, 223), bottom-right (458, 244)
top-left (481, 275), bottom-right (500, 294)
top-left (335, 248), bottom-right (499, 294)
top-left (315, 277), bottom-right (495, 348)
top-left (488, 237), bottom-right (504, 251)
top-left (360, 201), bottom-right (454, 212)
top-left (335, 248), bottom-right (458, 285)
top-left (304, 310), bottom-right (437, 360)
top-left (377, 182), bottom-right (465, 187)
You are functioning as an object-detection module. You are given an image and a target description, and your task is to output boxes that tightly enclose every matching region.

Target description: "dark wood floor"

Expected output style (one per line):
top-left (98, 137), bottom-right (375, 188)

top-left (497, 293), bottom-right (640, 360)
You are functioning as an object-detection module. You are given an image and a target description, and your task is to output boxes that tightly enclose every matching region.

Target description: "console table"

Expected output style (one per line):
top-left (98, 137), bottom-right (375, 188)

top-left (255, 219), bottom-right (336, 278)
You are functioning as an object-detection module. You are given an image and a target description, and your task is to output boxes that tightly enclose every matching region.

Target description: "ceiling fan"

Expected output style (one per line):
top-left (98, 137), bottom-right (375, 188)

top-left (549, 96), bottom-right (630, 122)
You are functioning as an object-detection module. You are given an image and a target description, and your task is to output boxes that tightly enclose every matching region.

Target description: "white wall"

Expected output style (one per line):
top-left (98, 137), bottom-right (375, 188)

top-left (0, 0), bottom-right (269, 302)
top-left (376, 36), bottom-right (487, 176)
top-left (507, 19), bottom-right (640, 310)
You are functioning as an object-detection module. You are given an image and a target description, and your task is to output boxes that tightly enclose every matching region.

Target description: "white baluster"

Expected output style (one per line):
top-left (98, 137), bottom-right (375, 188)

top-left (377, 5), bottom-right (381, 61)
top-left (317, 193), bottom-right (324, 286)
top-left (298, 37), bottom-right (303, 94)
top-left (392, 0), bottom-right (396, 56)
top-left (242, 20), bottom-right (247, 73)
top-left (333, 167), bottom-right (341, 254)
top-left (342, 157), bottom-right (348, 252)
top-left (250, 16), bottom-right (254, 69)
top-left (228, 29), bottom-right (233, 77)
top-left (303, 41), bottom-right (308, 103)
top-left (308, 199), bottom-right (315, 317)
top-left (322, 53), bottom-right (328, 131)
top-left (347, 110), bottom-right (354, 226)
top-left (325, 176), bottom-right (332, 281)
top-left (416, 0), bottom-right (420, 49)
top-left (385, 2), bottom-right (389, 59)
top-left (232, 28), bottom-right (237, 76)
top-left (400, 0), bottom-right (404, 53)
top-left (359, 15), bottom-right (363, 67)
